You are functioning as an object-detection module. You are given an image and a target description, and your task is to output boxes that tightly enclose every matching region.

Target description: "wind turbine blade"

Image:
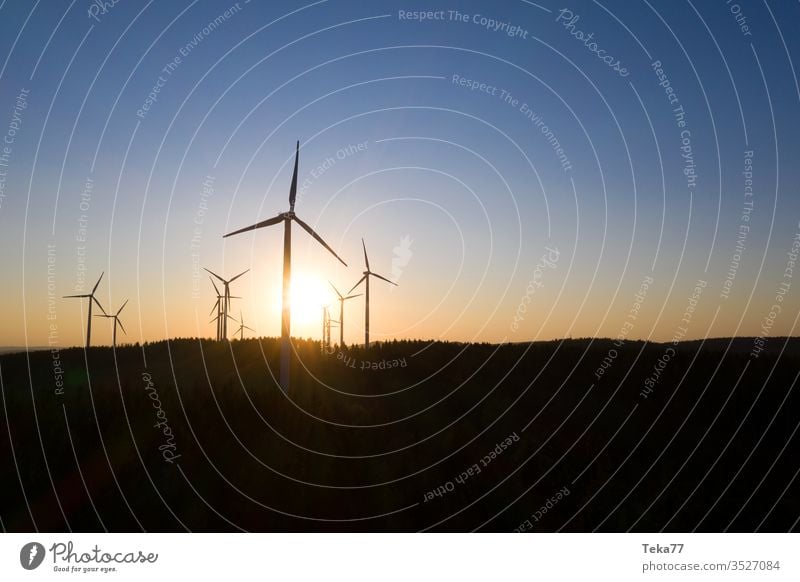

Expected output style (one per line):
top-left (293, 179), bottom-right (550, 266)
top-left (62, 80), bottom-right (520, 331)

top-left (63, 294), bottom-right (90, 298)
top-left (288, 140), bottom-right (299, 211)
top-left (92, 272), bottom-right (104, 294)
top-left (92, 296), bottom-right (107, 315)
top-left (229, 269), bottom-right (249, 283)
top-left (208, 277), bottom-right (221, 296)
top-left (116, 299), bottom-right (129, 316)
top-left (204, 268), bottom-right (226, 283)
top-left (223, 214), bottom-right (284, 238)
top-left (209, 299), bottom-right (220, 317)
top-left (243, 326), bottom-right (255, 332)
top-left (329, 281), bottom-right (343, 299)
top-left (348, 275), bottom-right (366, 294)
top-left (292, 216), bottom-right (347, 266)
top-left (117, 319), bottom-right (127, 335)
top-left (362, 238), bottom-right (370, 270)
top-left (344, 294), bottom-right (363, 300)
top-left (370, 272), bottom-right (398, 286)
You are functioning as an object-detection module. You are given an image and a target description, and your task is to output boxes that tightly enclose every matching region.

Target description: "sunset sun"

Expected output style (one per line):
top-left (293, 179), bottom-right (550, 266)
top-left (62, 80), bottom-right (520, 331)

top-left (287, 271), bottom-right (332, 329)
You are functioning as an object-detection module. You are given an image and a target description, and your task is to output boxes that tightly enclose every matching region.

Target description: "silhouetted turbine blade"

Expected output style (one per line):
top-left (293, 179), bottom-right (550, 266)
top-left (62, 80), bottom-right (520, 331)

top-left (209, 277), bottom-right (221, 296)
top-left (204, 268), bottom-right (226, 283)
top-left (63, 294), bottom-right (90, 298)
top-left (362, 238), bottom-right (370, 270)
top-left (348, 275), bottom-right (366, 294)
top-left (117, 319), bottom-right (127, 335)
top-left (209, 299), bottom-right (220, 317)
top-left (92, 272), bottom-right (104, 294)
top-left (229, 269), bottom-right (249, 283)
top-left (288, 140), bottom-right (299, 211)
top-left (116, 299), bottom-right (128, 316)
top-left (92, 296), bottom-right (107, 315)
top-left (329, 281), bottom-right (343, 299)
top-left (243, 326), bottom-right (255, 332)
top-left (223, 214), bottom-right (283, 238)
top-left (370, 272), bottom-right (398, 286)
top-left (344, 294), bottom-right (363, 300)
top-left (293, 216), bottom-right (347, 266)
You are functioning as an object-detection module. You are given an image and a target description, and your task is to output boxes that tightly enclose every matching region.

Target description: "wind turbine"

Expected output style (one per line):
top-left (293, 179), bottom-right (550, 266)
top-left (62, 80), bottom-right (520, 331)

top-left (349, 239), bottom-right (397, 348)
top-left (234, 311), bottom-right (255, 341)
top-left (63, 272), bottom-right (106, 348)
top-left (204, 268), bottom-right (248, 340)
top-left (223, 141), bottom-right (347, 392)
top-left (96, 299), bottom-right (127, 348)
top-left (329, 282), bottom-right (361, 348)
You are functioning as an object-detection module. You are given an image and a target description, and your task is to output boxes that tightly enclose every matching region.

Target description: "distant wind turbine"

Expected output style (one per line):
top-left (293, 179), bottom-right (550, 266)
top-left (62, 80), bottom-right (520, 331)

top-left (205, 268), bottom-right (248, 340)
top-left (63, 272), bottom-right (106, 348)
top-left (349, 239), bottom-right (397, 348)
top-left (322, 306), bottom-right (329, 352)
top-left (234, 311), bottom-right (255, 341)
top-left (96, 299), bottom-right (127, 348)
top-left (321, 306), bottom-right (339, 352)
top-left (209, 278), bottom-right (224, 341)
top-left (223, 141), bottom-right (347, 392)
top-left (329, 282), bottom-right (361, 348)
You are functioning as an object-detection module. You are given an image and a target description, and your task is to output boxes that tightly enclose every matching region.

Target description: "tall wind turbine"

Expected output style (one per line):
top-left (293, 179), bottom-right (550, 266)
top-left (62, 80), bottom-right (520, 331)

top-left (329, 282), bottom-right (361, 348)
top-left (234, 311), bottom-right (255, 341)
top-left (96, 299), bottom-right (127, 348)
top-left (223, 141), bottom-right (347, 392)
top-left (204, 268), bottom-right (248, 340)
top-left (63, 272), bottom-right (106, 348)
top-left (349, 239), bottom-right (397, 348)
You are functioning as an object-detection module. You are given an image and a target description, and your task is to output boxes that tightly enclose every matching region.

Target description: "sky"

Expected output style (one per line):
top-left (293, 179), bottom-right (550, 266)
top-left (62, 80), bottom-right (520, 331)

top-left (0, 0), bottom-right (799, 347)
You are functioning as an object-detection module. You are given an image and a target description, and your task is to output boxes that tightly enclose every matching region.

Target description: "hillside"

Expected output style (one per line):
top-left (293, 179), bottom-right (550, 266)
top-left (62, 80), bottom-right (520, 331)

top-left (1, 337), bottom-right (798, 532)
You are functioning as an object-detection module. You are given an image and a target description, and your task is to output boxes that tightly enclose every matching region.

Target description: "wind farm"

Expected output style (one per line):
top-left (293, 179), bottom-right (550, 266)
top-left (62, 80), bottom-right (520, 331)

top-left (3, 0), bottom-right (800, 545)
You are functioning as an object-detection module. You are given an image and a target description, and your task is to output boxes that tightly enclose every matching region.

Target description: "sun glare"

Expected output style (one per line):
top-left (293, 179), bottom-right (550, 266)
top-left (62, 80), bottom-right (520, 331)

top-left (288, 271), bottom-right (332, 331)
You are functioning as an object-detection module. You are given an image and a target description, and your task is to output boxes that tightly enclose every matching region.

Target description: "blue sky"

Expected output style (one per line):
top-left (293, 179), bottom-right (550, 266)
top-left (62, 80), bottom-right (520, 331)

top-left (1, 0), bottom-right (799, 346)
